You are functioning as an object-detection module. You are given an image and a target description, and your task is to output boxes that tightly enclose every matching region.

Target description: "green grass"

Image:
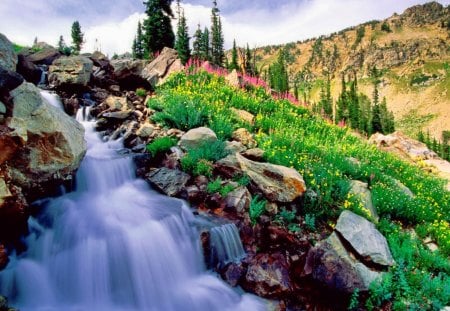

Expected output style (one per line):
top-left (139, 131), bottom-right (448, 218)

top-left (146, 136), bottom-right (177, 158)
top-left (397, 109), bottom-right (436, 138)
top-left (149, 70), bottom-right (450, 309)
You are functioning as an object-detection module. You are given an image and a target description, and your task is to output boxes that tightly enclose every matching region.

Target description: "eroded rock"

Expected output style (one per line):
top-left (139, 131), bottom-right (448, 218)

top-left (49, 55), bottom-right (93, 87)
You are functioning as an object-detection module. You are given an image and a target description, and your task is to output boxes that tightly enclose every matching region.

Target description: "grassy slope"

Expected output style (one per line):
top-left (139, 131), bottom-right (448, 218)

top-left (254, 4), bottom-right (450, 139)
top-left (149, 70), bottom-right (450, 309)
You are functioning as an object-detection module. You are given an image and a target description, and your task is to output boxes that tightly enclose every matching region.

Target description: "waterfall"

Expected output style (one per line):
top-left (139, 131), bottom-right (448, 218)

top-left (0, 104), bottom-right (266, 311)
top-left (40, 90), bottom-right (64, 111)
top-left (209, 223), bottom-right (246, 269)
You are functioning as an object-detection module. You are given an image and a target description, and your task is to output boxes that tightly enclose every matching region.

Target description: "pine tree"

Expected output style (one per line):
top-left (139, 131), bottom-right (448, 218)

top-left (336, 74), bottom-right (348, 124)
top-left (244, 44), bottom-right (253, 75)
top-left (175, 5), bottom-right (190, 65)
top-left (71, 21), bottom-right (84, 54)
top-left (269, 51), bottom-right (289, 93)
top-left (201, 27), bottom-right (211, 61)
top-left (192, 24), bottom-right (203, 60)
top-left (228, 39), bottom-right (239, 71)
top-left (348, 76), bottom-right (360, 129)
top-left (210, 0), bottom-right (224, 66)
top-left (133, 21), bottom-right (145, 59)
top-left (142, 0), bottom-right (175, 56)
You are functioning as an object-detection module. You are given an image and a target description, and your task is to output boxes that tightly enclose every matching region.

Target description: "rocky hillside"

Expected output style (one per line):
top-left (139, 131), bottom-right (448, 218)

top-left (256, 1), bottom-right (450, 139)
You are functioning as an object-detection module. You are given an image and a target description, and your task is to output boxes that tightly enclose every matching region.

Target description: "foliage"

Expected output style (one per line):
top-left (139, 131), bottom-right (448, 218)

top-left (228, 39), bottom-right (239, 71)
top-left (269, 50), bottom-right (289, 93)
top-left (71, 21), bottom-right (84, 54)
top-left (210, 0), bottom-right (224, 66)
top-left (142, 0), bottom-right (175, 55)
top-left (381, 22), bottom-right (392, 33)
top-left (136, 88), bottom-right (147, 97)
top-left (249, 195), bottom-right (266, 225)
top-left (207, 177), bottom-right (235, 197)
top-left (352, 26), bottom-right (365, 49)
top-left (146, 136), bottom-right (177, 157)
top-left (180, 140), bottom-right (229, 177)
top-left (175, 5), bottom-right (190, 65)
top-left (132, 21), bottom-right (145, 59)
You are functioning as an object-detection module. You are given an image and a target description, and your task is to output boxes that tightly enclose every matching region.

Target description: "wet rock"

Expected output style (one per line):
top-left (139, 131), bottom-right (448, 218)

top-left (244, 253), bottom-right (292, 298)
top-left (349, 180), bottom-right (378, 222)
top-left (335, 210), bottom-right (394, 266)
top-left (179, 127), bottom-right (217, 150)
top-left (101, 110), bottom-right (132, 120)
top-left (48, 55), bottom-right (93, 87)
top-left (0, 244), bottom-right (8, 269)
top-left (221, 262), bottom-right (245, 287)
top-left (0, 33), bottom-right (17, 71)
top-left (145, 167), bottom-right (190, 197)
top-left (62, 96), bottom-right (80, 116)
top-left (0, 101), bottom-right (5, 114)
top-left (232, 128), bottom-right (257, 149)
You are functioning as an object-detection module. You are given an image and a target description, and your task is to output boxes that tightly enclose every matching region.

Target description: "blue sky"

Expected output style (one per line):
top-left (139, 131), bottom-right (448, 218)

top-left (1, 0), bottom-right (449, 56)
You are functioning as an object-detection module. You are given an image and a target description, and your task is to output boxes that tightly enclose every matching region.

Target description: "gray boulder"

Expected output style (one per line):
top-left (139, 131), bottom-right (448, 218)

top-left (146, 167), bottom-right (190, 197)
top-left (0, 33), bottom-right (17, 71)
top-left (141, 47), bottom-right (183, 87)
top-left (179, 127), bottom-right (218, 150)
top-left (335, 210), bottom-right (394, 266)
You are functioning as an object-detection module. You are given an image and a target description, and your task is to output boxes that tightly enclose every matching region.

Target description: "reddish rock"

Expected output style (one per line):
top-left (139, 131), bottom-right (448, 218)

top-left (221, 262), bottom-right (246, 287)
top-left (0, 244), bottom-right (8, 269)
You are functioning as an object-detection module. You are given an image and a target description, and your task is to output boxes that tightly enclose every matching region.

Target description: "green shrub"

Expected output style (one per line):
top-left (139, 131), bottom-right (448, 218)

top-left (146, 136), bottom-right (177, 158)
top-left (233, 174), bottom-right (251, 187)
top-left (209, 113), bottom-right (235, 141)
top-left (249, 195), bottom-right (266, 225)
top-left (207, 177), bottom-right (235, 197)
top-left (381, 22), bottom-right (392, 33)
top-left (181, 141), bottom-right (229, 177)
top-left (136, 88), bottom-right (147, 97)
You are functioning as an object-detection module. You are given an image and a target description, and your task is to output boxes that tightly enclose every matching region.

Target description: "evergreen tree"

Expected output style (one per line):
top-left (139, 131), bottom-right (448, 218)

top-left (142, 0), bottom-right (175, 56)
top-left (210, 0), bottom-right (224, 66)
top-left (348, 76), bottom-right (360, 129)
top-left (175, 6), bottom-right (190, 65)
top-left (71, 21), bottom-right (84, 54)
top-left (192, 24), bottom-right (203, 60)
top-left (244, 44), bottom-right (253, 75)
top-left (269, 51), bottom-right (289, 93)
top-left (200, 27), bottom-right (211, 61)
top-left (371, 102), bottom-right (383, 133)
top-left (228, 39), bottom-right (239, 71)
top-left (133, 21), bottom-right (145, 59)
top-left (336, 74), bottom-right (348, 124)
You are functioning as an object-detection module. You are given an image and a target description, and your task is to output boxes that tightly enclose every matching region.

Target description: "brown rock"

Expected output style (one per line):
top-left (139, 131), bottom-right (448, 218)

top-left (232, 128), bottom-right (257, 149)
top-left (231, 108), bottom-right (255, 124)
top-left (141, 48), bottom-right (183, 87)
top-left (225, 186), bottom-right (251, 214)
top-left (241, 148), bottom-right (265, 161)
top-left (0, 243), bottom-right (8, 269)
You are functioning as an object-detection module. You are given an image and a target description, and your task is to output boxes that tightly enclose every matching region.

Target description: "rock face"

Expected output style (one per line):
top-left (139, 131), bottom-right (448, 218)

top-left (179, 127), bottom-right (218, 150)
top-left (145, 167), bottom-right (190, 197)
top-left (141, 47), bottom-right (183, 87)
top-left (27, 45), bottom-right (60, 65)
top-left (0, 33), bottom-right (17, 71)
top-left (49, 55), bottom-right (93, 87)
top-left (217, 153), bottom-right (306, 203)
top-left (7, 82), bottom-right (86, 188)
top-left (111, 59), bottom-right (148, 89)
top-left (0, 68), bottom-right (24, 93)
top-left (304, 210), bottom-right (394, 293)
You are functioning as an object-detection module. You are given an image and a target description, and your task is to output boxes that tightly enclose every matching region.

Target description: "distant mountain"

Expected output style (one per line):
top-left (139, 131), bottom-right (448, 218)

top-left (255, 1), bottom-right (450, 139)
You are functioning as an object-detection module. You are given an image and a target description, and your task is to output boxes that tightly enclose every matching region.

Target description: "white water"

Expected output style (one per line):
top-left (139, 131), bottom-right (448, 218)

top-left (209, 224), bottom-right (246, 269)
top-left (0, 106), bottom-right (265, 311)
top-left (40, 90), bottom-right (64, 111)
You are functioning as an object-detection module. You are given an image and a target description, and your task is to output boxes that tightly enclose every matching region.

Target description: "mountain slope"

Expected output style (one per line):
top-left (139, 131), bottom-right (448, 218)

top-left (255, 1), bottom-right (450, 139)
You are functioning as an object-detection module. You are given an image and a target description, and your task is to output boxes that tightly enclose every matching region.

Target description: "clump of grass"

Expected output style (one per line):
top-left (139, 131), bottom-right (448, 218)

top-left (136, 88), bottom-right (147, 97)
top-left (146, 136), bottom-right (177, 158)
top-left (180, 140), bottom-right (229, 177)
top-left (206, 177), bottom-right (235, 197)
top-left (249, 195), bottom-right (266, 225)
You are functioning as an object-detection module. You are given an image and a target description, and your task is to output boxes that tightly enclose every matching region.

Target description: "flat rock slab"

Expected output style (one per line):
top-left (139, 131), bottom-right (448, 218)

top-left (145, 167), bottom-right (190, 197)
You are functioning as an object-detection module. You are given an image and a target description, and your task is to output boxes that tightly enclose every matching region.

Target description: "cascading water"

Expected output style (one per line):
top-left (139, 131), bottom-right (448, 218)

top-left (0, 105), bottom-right (266, 311)
top-left (209, 223), bottom-right (246, 269)
top-left (40, 90), bottom-right (64, 111)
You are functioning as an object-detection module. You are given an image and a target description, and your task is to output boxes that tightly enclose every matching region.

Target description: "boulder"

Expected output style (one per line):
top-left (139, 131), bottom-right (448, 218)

top-left (369, 131), bottom-right (437, 161)
top-left (232, 128), bottom-right (257, 149)
top-left (0, 101), bottom-right (5, 114)
top-left (101, 110), bottom-right (132, 120)
top-left (0, 33), bottom-right (17, 71)
top-left (225, 186), bottom-right (251, 214)
top-left (0, 68), bottom-right (24, 93)
top-left (304, 232), bottom-right (382, 293)
top-left (104, 95), bottom-right (128, 111)
top-left (216, 153), bottom-right (306, 203)
top-left (244, 253), bottom-right (292, 298)
top-left (241, 148), bottom-right (265, 161)
top-left (335, 210), bottom-right (394, 267)
top-left (231, 108), bottom-right (254, 124)
top-left (0, 178), bottom-right (12, 206)
top-left (179, 127), bottom-right (218, 150)
top-left (145, 167), bottom-right (190, 197)
top-left (349, 180), bottom-right (378, 222)
top-left (27, 46), bottom-right (60, 65)
top-left (48, 55), bottom-right (93, 87)
top-left (7, 82), bottom-right (86, 187)
top-left (16, 54), bottom-right (42, 84)
top-left (141, 47), bottom-right (183, 87)
top-left (225, 141), bottom-right (246, 154)
top-left (221, 263), bottom-right (245, 287)
top-left (0, 243), bottom-right (8, 269)
top-left (111, 58), bottom-right (148, 89)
